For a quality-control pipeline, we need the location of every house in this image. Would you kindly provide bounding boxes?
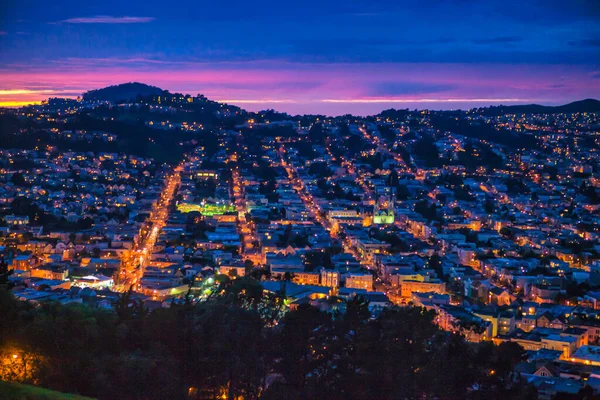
[570,346,600,366]
[11,254,35,270]
[219,264,246,278]
[495,329,578,359]
[529,376,583,400]
[344,272,374,291]
[534,363,559,378]
[435,304,493,342]
[337,288,391,312]
[562,327,589,348]
[474,310,516,337]
[411,292,450,308]
[489,287,512,306]
[400,279,446,298]
[536,312,553,328]
[4,214,30,226]
[465,279,489,302]
[30,264,68,281]
[293,271,321,286]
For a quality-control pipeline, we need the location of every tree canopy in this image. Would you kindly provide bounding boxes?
[0,282,534,400]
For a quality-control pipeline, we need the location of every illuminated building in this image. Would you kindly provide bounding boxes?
[373,196,394,225]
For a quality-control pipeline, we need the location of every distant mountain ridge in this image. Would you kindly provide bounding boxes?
[477,99,600,115]
[82,82,165,102]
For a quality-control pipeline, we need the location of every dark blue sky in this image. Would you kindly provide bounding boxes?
[1,0,599,114]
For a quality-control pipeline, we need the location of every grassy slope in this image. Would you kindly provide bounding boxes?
[0,381,95,400]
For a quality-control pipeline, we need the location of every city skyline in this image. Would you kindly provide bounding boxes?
[1,0,599,114]
[3,2,600,398]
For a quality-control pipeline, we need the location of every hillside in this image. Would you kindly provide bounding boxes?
[0,381,95,400]
[82,82,164,103]
[477,99,600,116]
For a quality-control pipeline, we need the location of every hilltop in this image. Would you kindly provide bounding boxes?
[476,99,600,116]
[82,82,165,103]
[80,83,600,118]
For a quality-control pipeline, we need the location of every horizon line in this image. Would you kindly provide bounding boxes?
[1,92,597,114]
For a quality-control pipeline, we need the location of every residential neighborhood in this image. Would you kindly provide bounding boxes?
[1,87,600,399]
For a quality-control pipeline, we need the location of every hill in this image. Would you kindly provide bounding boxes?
[0,381,95,400]
[82,82,164,103]
[477,98,600,116]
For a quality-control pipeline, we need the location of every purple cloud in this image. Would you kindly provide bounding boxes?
[56,16,155,24]
[569,39,600,47]
[370,82,455,96]
[1,61,598,115]
[472,36,523,45]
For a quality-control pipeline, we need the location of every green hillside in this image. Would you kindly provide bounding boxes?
[0,381,95,400]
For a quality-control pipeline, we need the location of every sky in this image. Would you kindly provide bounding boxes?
[0,0,599,115]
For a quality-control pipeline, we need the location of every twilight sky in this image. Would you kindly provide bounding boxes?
[0,0,599,115]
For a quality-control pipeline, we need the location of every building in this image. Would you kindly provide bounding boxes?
[320,269,340,288]
[373,197,394,225]
[293,271,321,286]
[30,264,68,281]
[72,274,114,289]
[344,272,373,291]
[570,346,600,366]
[411,292,450,308]
[399,279,446,298]
[435,304,492,342]
[474,311,516,337]
[3,214,29,226]
[11,254,34,270]
[220,264,246,278]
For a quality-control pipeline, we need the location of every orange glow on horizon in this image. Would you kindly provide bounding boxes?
[0,101,44,107]
[0,89,77,108]
[0,61,597,115]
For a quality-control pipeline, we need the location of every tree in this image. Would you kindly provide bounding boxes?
[0,278,534,399]
[415,200,439,221]
[250,267,270,281]
[10,172,27,186]
[308,123,325,145]
[396,184,410,200]
[413,135,441,167]
[0,256,13,288]
[429,254,444,277]
[115,286,136,322]
[282,271,294,282]
[275,304,333,389]
[387,169,399,187]
[484,199,495,214]
[500,227,513,238]
[91,247,101,258]
[243,259,254,275]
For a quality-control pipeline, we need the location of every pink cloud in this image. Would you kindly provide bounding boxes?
[56,16,155,24]
[1,61,598,115]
